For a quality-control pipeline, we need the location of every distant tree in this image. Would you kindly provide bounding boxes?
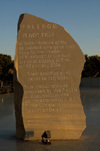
[82,55,100,77]
[0,54,14,82]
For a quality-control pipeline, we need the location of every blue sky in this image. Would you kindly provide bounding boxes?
[0,0,100,58]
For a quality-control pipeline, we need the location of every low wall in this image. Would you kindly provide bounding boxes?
[80,78,100,88]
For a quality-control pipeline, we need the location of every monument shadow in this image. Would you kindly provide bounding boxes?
[14,67,25,139]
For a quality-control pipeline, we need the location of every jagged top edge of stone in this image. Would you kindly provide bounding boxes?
[18,13,69,36]
[17,13,64,31]
[17,13,84,56]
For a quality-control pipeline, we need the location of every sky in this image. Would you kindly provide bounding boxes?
[0,0,100,58]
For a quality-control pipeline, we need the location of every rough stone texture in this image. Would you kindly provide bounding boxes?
[14,13,86,140]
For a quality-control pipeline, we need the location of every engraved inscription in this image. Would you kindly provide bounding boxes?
[14,14,86,140]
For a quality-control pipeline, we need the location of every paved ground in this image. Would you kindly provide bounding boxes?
[0,89,100,151]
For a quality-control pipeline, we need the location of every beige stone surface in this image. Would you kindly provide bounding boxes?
[14,13,86,140]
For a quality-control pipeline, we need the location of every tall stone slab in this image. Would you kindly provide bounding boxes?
[14,13,86,140]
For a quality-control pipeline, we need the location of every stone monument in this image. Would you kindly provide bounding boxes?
[14,13,86,140]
